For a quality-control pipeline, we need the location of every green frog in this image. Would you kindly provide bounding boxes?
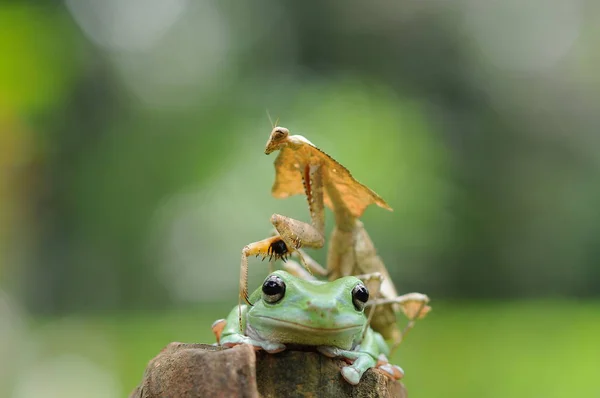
[212,270,404,385]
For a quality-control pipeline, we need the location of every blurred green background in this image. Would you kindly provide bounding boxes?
[1,1,599,397]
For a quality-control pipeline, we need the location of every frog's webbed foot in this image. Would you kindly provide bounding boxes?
[220,333,286,354]
[256,340,287,353]
[376,353,405,380]
[316,345,342,358]
[317,346,377,385]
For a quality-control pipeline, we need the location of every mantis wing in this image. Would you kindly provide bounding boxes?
[271,142,392,218]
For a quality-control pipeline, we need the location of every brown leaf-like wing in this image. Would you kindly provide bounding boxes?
[271,147,305,199]
[317,146,392,218]
[271,139,392,218]
[400,302,431,320]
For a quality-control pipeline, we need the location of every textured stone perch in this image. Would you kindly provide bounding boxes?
[130,343,407,398]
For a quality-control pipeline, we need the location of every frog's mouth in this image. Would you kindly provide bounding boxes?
[254,315,363,332]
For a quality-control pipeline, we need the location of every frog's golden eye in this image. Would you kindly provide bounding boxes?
[262,275,286,304]
[352,284,369,311]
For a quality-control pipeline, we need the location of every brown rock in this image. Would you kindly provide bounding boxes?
[130,343,258,398]
[256,349,406,398]
[131,343,407,398]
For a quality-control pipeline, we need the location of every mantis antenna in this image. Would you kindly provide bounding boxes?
[266,109,279,128]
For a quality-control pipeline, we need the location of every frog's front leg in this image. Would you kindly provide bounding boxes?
[316,346,404,384]
[375,353,405,381]
[317,326,396,385]
[317,346,376,385]
[221,332,286,354]
[215,305,286,353]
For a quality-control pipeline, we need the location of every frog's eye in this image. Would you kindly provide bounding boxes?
[262,275,286,304]
[352,284,369,311]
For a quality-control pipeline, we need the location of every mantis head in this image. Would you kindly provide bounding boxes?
[265,127,290,155]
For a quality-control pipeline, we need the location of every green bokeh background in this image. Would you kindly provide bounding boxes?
[1,1,599,397]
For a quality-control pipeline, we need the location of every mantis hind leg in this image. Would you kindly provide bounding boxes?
[280,259,318,281]
[367,293,431,354]
[293,248,327,276]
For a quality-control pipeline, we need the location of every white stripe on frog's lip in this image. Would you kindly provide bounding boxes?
[253,315,362,332]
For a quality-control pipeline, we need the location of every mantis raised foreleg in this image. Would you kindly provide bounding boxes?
[239,213,325,305]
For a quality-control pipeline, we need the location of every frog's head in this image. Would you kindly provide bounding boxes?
[246,270,370,350]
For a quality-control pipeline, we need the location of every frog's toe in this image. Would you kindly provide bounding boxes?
[262,342,286,353]
[377,353,389,365]
[393,365,405,379]
[378,363,405,380]
[317,346,341,358]
[253,340,285,354]
[341,366,361,385]
[379,364,394,376]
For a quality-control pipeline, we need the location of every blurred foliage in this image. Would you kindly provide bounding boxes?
[0,4,78,113]
[1,0,596,311]
[1,1,600,397]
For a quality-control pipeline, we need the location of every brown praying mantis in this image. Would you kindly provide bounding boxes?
[238,125,430,352]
